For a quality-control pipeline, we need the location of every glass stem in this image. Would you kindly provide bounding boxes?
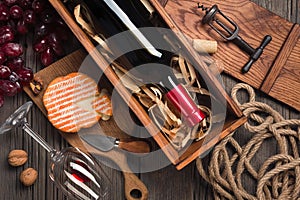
[22,122,56,154]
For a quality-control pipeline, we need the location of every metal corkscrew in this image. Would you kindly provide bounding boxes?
[198,3,272,73]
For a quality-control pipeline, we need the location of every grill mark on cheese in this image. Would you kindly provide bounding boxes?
[47,81,95,100]
[51,108,97,124]
[94,102,111,114]
[45,82,96,104]
[45,89,97,112]
[92,94,112,116]
[48,105,79,122]
[43,72,113,133]
[44,73,98,132]
[46,75,91,90]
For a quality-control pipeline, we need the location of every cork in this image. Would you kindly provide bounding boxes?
[192,39,218,54]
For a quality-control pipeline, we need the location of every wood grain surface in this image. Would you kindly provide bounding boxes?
[164,0,300,111]
[262,24,300,110]
[164,0,293,89]
[0,0,299,200]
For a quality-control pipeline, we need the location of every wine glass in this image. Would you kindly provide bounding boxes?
[0,101,111,200]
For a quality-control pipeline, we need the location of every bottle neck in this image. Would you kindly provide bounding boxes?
[159,73,180,91]
[158,71,206,127]
[164,84,206,127]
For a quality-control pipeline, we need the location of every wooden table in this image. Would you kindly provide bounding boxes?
[0,0,299,199]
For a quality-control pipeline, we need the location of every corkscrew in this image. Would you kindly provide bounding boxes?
[198,3,272,73]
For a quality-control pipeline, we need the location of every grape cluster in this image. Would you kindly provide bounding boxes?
[3,0,69,66]
[0,0,69,107]
[32,4,69,66]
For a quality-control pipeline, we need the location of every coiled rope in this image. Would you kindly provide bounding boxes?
[196,83,300,200]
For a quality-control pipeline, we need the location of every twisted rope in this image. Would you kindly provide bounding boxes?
[196,83,300,199]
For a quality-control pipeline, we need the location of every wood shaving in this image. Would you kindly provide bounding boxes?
[72,4,216,149]
[112,55,216,150]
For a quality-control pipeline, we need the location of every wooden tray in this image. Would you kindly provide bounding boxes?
[47,0,246,170]
[23,49,149,200]
[164,0,300,111]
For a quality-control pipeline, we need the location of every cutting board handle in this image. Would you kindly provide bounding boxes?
[123,172,149,200]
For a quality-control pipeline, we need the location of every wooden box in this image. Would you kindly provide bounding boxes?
[164,0,300,111]
[47,0,246,170]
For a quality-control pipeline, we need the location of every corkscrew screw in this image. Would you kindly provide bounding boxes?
[198,3,272,73]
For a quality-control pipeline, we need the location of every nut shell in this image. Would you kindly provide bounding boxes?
[20,168,38,186]
[8,150,28,167]
[29,75,44,95]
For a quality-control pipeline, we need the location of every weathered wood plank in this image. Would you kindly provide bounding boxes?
[165,0,300,112]
[0,0,299,200]
[263,24,300,111]
[191,0,300,199]
[261,24,300,93]
[164,0,293,89]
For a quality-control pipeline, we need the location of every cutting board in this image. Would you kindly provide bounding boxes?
[163,0,300,111]
[23,49,149,200]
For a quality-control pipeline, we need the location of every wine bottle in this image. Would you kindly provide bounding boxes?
[66,0,206,126]
[160,73,206,127]
[130,60,206,127]
[142,63,205,127]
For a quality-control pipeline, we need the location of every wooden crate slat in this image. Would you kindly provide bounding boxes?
[164,0,300,111]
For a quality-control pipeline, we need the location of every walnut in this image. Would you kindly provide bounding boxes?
[29,75,44,95]
[20,168,38,186]
[8,149,28,167]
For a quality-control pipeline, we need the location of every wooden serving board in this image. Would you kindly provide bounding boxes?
[23,49,149,200]
[164,0,300,111]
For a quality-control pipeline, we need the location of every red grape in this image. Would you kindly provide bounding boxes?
[0,3,10,21]
[16,67,33,85]
[18,0,33,9]
[6,57,24,71]
[46,32,60,46]
[32,0,45,14]
[3,0,18,7]
[40,9,55,24]
[0,51,7,65]
[0,79,18,96]
[0,0,71,108]
[0,25,15,44]
[0,65,11,78]
[52,43,64,56]
[23,9,36,24]
[40,47,54,66]
[34,22,50,36]
[33,37,48,52]
[0,93,4,107]
[2,42,23,57]
[9,5,23,19]
[16,19,28,34]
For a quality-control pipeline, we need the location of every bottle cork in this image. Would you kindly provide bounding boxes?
[192,39,218,54]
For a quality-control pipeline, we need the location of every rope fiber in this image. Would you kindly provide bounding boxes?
[196,83,300,200]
